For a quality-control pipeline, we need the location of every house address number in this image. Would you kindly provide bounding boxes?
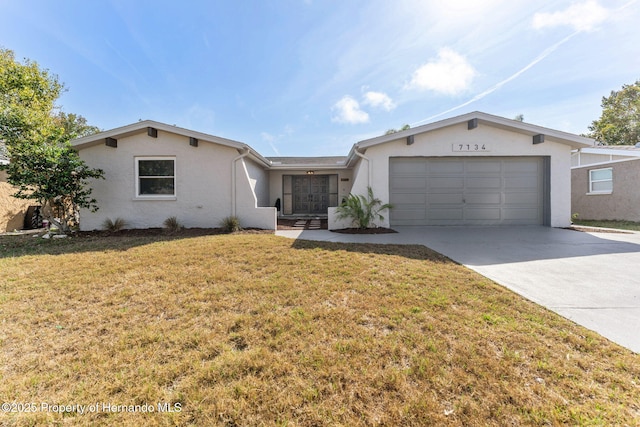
[452,143,489,152]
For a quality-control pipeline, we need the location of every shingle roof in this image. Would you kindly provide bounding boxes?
[267,156,348,166]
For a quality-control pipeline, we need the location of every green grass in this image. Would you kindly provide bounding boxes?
[0,231,638,426]
[573,219,640,232]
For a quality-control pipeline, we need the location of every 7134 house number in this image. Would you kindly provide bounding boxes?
[452,143,489,152]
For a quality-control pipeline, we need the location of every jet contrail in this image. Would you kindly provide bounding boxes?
[412,31,580,126]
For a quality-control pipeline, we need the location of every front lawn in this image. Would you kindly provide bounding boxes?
[0,232,638,426]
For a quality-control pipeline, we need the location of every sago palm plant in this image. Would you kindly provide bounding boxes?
[335,187,393,229]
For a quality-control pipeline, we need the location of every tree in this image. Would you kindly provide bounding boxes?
[0,48,62,145]
[54,112,101,140]
[0,48,104,232]
[7,142,104,231]
[514,114,524,122]
[588,80,640,145]
[385,124,411,135]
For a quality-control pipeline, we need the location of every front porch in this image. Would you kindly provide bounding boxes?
[277,217,328,230]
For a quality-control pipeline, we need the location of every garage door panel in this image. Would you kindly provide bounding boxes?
[390,157,544,226]
[429,193,464,204]
[429,208,463,220]
[393,209,426,220]
[466,161,502,173]
[429,161,464,173]
[391,193,426,204]
[505,176,539,189]
[391,177,426,190]
[465,193,501,204]
[429,177,464,189]
[390,158,427,175]
[466,208,501,220]
[504,192,539,205]
[504,159,539,173]
[466,177,501,189]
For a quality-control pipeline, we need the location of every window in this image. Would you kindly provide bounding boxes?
[135,157,176,198]
[589,167,612,194]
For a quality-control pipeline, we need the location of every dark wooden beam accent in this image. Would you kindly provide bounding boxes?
[105,137,117,147]
[147,127,158,138]
[533,134,545,144]
[189,137,198,147]
[468,118,478,130]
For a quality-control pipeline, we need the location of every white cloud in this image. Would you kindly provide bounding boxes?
[362,91,396,111]
[331,95,369,124]
[532,1,610,32]
[406,48,476,95]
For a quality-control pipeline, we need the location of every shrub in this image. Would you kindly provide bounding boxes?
[221,216,242,233]
[335,187,393,229]
[102,217,127,232]
[163,216,182,233]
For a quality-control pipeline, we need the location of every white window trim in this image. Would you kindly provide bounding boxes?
[587,167,612,195]
[134,156,177,200]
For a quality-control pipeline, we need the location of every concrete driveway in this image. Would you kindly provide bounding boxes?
[276,226,640,353]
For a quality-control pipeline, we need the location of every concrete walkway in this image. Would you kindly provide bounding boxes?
[276,226,640,353]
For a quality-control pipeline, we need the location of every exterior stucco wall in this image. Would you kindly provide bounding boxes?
[571,159,640,222]
[77,130,275,230]
[244,157,270,207]
[0,170,33,232]
[268,169,353,215]
[342,122,573,228]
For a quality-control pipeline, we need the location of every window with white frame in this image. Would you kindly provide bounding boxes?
[135,157,176,197]
[588,167,612,194]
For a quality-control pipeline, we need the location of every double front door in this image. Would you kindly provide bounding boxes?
[282,174,339,215]
[293,175,330,214]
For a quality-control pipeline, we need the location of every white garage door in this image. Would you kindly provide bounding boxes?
[389,157,546,226]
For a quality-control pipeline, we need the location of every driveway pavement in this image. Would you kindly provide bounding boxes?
[276,226,640,353]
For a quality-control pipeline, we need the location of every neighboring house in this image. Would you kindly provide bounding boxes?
[0,142,34,232]
[571,146,640,222]
[71,112,593,231]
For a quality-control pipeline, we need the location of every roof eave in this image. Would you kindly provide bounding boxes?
[356,111,595,150]
[71,120,248,151]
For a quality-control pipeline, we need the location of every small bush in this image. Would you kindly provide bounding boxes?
[163,216,182,233]
[221,216,242,233]
[102,217,127,232]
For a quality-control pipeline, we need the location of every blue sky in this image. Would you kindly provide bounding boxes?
[1,0,638,155]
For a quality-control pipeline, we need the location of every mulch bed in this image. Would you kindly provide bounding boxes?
[73,227,272,238]
[331,227,397,234]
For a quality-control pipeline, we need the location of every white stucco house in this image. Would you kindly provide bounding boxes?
[71,111,593,231]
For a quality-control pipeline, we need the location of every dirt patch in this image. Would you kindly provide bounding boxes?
[566,226,632,234]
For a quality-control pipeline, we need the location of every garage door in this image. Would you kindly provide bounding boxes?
[389,157,546,226]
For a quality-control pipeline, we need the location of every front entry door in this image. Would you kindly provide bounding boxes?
[293,175,330,214]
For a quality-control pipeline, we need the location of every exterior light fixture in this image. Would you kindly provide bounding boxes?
[306,170,314,175]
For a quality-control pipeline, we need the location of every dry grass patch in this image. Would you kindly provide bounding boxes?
[0,233,638,426]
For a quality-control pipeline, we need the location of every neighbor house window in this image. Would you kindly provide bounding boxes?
[135,157,176,198]
[588,167,612,194]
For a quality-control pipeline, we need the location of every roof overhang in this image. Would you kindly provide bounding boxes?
[71,120,272,168]
[347,111,595,163]
[576,146,640,157]
[267,157,349,170]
